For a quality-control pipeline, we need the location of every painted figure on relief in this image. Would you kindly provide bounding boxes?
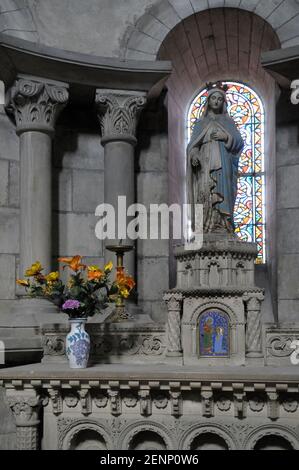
[187,82,244,234]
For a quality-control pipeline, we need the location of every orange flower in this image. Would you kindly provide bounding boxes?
[115,268,135,297]
[58,255,86,272]
[87,265,103,281]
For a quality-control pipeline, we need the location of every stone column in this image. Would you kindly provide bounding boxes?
[163,292,183,357]
[6,75,69,276]
[95,90,146,282]
[7,392,42,450]
[244,293,264,358]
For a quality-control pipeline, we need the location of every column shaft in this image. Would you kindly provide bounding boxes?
[20,131,52,274]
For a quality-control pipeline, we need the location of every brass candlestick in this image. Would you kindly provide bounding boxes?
[106,242,134,322]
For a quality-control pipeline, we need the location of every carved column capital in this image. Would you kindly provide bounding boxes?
[95,89,146,145]
[6,75,69,136]
[291,80,299,105]
[163,292,183,311]
[7,393,42,450]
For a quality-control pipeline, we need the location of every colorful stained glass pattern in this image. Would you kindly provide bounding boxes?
[198,310,229,357]
[187,82,265,263]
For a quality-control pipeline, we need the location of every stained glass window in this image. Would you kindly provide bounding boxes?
[187,82,265,263]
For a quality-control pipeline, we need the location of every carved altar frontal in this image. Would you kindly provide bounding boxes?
[164,236,265,366]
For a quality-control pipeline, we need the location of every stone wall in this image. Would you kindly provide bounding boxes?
[276,92,299,323]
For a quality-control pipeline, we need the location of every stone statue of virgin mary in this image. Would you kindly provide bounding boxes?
[187,83,244,234]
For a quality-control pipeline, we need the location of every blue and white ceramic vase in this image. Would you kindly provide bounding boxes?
[66,318,90,369]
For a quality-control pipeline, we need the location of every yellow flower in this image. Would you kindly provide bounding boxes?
[87,265,103,281]
[25,261,43,277]
[119,287,130,298]
[16,279,30,287]
[104,261,113,272]
[45,271,59,283]
[58,255,86,272]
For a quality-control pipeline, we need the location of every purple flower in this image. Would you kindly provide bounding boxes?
[62,299,81,310]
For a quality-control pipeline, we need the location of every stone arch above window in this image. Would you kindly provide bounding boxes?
[188,82,266,263]
[121,2,298,60]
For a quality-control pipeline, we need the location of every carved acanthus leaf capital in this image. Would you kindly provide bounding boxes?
[7,394,41,426]
[96,89,146,145]
[163,292,183,311]
[243,292,264,311]
[6,76,69,135]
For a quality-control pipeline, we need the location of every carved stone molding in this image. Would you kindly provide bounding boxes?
[64,393,79,408]
[6,76,69,135]
[153,394,168,410]
[78,389,92,416]
[96,89,146,145]
[267,392,279,420]
[108,390,122,416]
[138,390,152,416]
[123,393,138,408]
[57,418,112,450]
[282,398,298,413]
[233,392,247,419]
[216,395,232,412]
[170,391,182,417]
[249,395,265,413]
[201,391,214,418]
[118,421,173,450]
[48,388,63,415]
[94,392,108,409]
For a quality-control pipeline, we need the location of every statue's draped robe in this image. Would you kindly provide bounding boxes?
[187,113,244,232]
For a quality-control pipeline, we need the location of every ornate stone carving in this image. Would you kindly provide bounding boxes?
[267,335,299,358]
[267,392,279,420]
[170,391,182,417]
[243,293,264,357]
[108,390,121,416]
[91,334,165,357]
[7,395,41,450]
[64,393,79,408]
[249,396,265,412]
[6,76,69,135]
[48,388,63,415]
[123,393,138,408]
[233,392,247,419]
[139,390,152,416]
[163,292,183,357]
[78,389,92,416]
[94,392,108,408]
[153,394,168,410]
[201,391,214,417]
[96,90,146,145]
[43,335,65,356]
[282,398,298,413]
[216,395,232,412]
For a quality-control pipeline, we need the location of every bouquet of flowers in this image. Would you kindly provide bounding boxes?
[16,255,135,319]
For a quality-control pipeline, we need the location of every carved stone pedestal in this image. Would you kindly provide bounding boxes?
[164,236,264,366]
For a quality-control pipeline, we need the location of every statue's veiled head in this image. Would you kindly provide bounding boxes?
[204,87,228,116]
